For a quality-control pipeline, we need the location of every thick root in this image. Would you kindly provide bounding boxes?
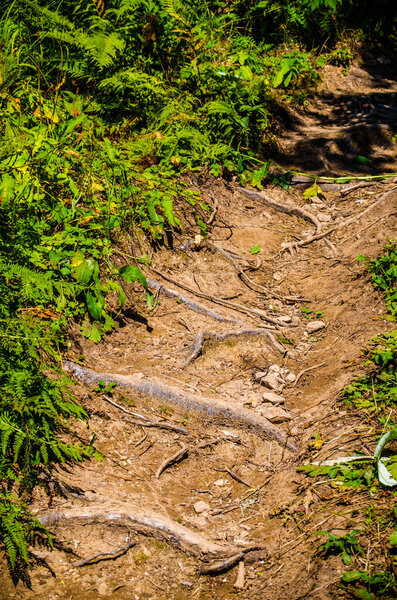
[37,502,241,558]
[182,328,286,367]
[65,362,299,452]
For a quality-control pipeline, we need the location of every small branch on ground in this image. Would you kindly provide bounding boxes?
[237,187,322,234]
[155,443,189,479]
[150,268,287,327]
[74,540,136,567]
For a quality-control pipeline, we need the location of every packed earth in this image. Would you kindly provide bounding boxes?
[1,59,396,599]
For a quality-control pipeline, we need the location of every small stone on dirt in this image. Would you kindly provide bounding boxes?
[254,371,267,382]
[278,315,292,323]
[272,271,283,281]
[306,320,326,333]
[262,391,285,404]
[194,501,210,514]
[269,364,281,373]
[258,405,292,423]
[317,213,332,222]
[260,372,283,390]
[214,478,225,486]
[285,372,296,383]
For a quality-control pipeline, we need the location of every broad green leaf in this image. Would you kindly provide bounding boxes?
[389,532,397,546]
[86,291,103,321]
[71,254,95,285]
[161,196,175,226]
[354,155,370,165]
[81,319,102,342]
[303,182,324,201]
[341,571,365,583]
[119,265,148,289]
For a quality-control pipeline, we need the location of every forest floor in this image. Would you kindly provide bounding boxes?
[1,59,397,600]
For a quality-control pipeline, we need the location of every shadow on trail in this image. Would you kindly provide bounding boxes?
[275,64,397,176]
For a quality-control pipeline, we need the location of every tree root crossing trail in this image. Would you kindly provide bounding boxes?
[9,64,397,600]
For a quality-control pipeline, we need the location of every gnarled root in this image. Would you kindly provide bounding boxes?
[64,362,299,452]
[237,187,322,234]
[182,328,286,367]
[147,279,243,325]
[37,502,242,559]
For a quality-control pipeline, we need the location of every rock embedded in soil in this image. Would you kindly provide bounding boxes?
[306,320,326,333]
[194,501,210,514]
[262,391,285,405]
[259,372,284,391]
[285,372,296,383]
[257,405,292,423]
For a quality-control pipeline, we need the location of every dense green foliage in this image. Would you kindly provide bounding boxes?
[300,242,397,598]
[0,0,395,572]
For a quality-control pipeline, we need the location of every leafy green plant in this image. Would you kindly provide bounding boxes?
[316,529,362,565]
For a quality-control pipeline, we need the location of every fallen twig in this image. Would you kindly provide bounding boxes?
[278,187,397,254]
[234,561,246,589]
[293,362,326,387]
[182,328,286,367]
[155,443,189,479]
[102,395,149,421]
[237,187,322,234]
[150,268,287,327]
[65,362,299,452]
[207,195,218,225]
[215,467,252,488]
[74,540,136,567]
[127,419,192,436]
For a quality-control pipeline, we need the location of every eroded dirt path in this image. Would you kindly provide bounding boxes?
[2,63,397,600]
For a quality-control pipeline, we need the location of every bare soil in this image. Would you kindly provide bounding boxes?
[1,61,396,600]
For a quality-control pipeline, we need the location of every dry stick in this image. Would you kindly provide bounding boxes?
[147,279,244,325]
[293,362,326,387]
[101,394,148,421]
[237,187,323,235]
[199,546,264,575]
[182,328,285,368]
[127,419,192,436]
[74,540,136,567]
[37,503,242,559]
[215,467,252,488]
[343,212,397,243]
[278,187,397,254]
[155,443,189,479]
[65,361,299,453]
[234,561,246,589]
[207,195,219,225]
[150,268,286,327]
[340,181,377,197]
[202,240,302,302]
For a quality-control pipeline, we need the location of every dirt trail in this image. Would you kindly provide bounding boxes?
[2,63,397,600]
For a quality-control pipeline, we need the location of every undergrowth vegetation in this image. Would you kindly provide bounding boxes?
[0,0,396,575]
[299,241,397,599]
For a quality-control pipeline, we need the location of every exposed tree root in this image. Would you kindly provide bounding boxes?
[279,187,396,254]
[155,443,189,479]
[65,362,299,452]
[150,268,287,327]
[237,187,322,234]
[182,328,286,367]
[37,502,244,559]
[207,195,219,225]
[202,240,273,296]
[74,540,136,567]
[199,546,264,575]
[147,279,243,325]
